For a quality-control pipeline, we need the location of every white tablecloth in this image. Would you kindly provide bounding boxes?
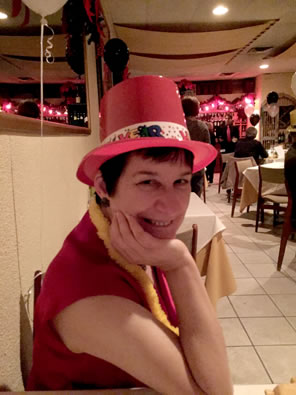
[243,161,286,196]
[177,193,225,253]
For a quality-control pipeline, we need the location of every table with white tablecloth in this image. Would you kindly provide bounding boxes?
[240,161,286,213]
[177,193,236,307]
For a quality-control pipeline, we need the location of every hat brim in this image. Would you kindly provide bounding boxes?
[77,138,217,186]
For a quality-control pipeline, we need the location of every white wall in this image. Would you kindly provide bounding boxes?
[259,72,295,104]
[0,128,98,390]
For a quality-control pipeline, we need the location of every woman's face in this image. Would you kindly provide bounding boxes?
[108,153,192,239]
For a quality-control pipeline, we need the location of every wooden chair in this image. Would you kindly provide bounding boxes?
[203,172,207,203]
[231,159,253,217]
[277,182,296,271]
[255,166,288,232]
[218,152,234,193]
[33,270,43,338]
[191,224,198,258]
[217,151,223,193]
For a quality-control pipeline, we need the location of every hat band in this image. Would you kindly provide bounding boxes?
[102,121,190,145]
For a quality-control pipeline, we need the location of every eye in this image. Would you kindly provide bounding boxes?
[137,179,159,188]
[174,178,190,185]
[139,180,153,185]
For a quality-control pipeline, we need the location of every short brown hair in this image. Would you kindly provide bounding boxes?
[181,96,200,117]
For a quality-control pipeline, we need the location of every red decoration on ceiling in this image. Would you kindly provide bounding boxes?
[11,0,30,26]
[11,0,22,17]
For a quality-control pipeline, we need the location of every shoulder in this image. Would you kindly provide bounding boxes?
[37,227,148,324]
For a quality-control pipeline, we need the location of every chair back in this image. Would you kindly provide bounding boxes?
[234,159,254,189]
[224,156,256,189]
[259,166,287,197]
[260,166,285,184]
[222,152,234,164]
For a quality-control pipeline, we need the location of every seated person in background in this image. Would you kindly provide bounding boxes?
[285,117,296,228]
[234,126,268,164]
[181,95,210,197]
[17,100,40,119]
[216,114,239,153]
[27,76,232,395]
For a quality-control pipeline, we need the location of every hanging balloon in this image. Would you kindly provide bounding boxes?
[291,72,296,96]
[22,0,67,17]
[104,38,129,73]
[66,35,85,76]
[244,103,255,118]
[250,114,260,126]
[266,103,279,118]
[266,91,279,105]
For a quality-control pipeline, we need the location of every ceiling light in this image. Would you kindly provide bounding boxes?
[212,5,229,15]
[259,64,269,69]
[0,11,8,19]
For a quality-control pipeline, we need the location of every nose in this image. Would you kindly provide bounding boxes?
[154,188,185,215]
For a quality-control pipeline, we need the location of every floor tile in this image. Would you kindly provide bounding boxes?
[227,347,271,384]
[229,295,282,317]
[207,176,296,385]
[269,295,296,316]
[219,318,251,346]
[264,245,296,263]
[229,243,262,255]
[231,264,253,279]
[216,297,237,318]
[283,264,296,278]
[256,277,296,294]
[227,252,244,265]
[233,278,266,295]
[237,252,274,265]
[241,317,296,345]
[245,264,284,278]
[256,345,296,383]
[286,317,296,330]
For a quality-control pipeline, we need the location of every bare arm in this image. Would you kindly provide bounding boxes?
[55,295,203,395]
[54,212,233,395]
[165,257,233,395]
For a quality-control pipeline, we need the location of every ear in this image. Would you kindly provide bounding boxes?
[93,170,108,199]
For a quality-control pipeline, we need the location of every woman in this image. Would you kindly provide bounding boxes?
[27,76,233,395]
[234,126,268,164]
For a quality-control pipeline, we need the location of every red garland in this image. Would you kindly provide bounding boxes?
[177,79,194,91]
[83,0,105,55]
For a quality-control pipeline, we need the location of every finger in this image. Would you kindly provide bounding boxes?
[125,214,160,249]
[111,212,141,262]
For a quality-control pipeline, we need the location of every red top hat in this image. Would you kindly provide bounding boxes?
[77,75,216,186]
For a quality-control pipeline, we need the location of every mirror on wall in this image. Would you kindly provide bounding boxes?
[0,1,88,127]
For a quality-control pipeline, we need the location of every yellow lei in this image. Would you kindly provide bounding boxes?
[89,198,179,336]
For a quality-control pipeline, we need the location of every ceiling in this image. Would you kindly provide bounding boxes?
[0,0,296,84]
[101,0,296,81]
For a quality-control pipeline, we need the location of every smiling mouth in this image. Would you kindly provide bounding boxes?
[143,218,173,227]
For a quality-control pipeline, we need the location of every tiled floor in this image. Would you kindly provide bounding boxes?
[206,174,296,385]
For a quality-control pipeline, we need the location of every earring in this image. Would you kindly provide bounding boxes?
[101,197,110,207]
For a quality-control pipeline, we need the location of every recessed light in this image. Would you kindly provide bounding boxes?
[213,5,229,15]
[259,64,269,69]
[0,11,8,19]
